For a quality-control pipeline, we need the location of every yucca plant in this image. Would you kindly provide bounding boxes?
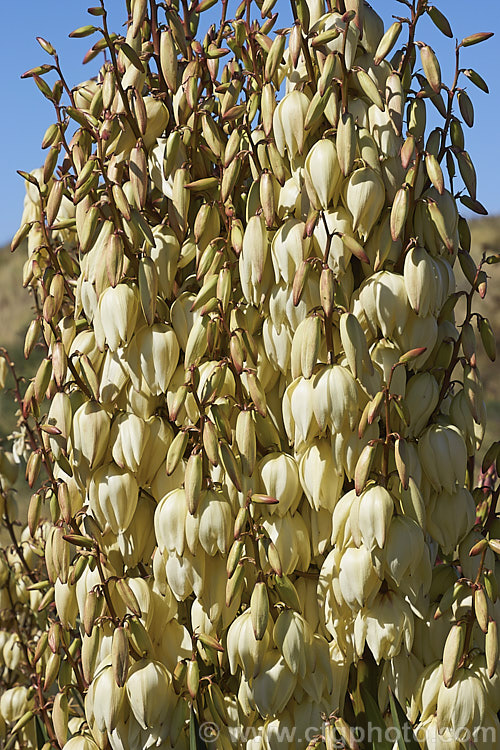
[0,0,498,748]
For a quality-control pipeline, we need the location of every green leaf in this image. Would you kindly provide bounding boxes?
[36,37,56,55]
[399,347,427,364]
[463,68,489,93]
[35,715,48,745]
[33,74,54,100]
[388,689,421,750]
[427,199,454,251]
[189,706,197,750]
[119,42,145,72]
[66,106,99,129]
[17,170,39,186]
[341,233,370,264]
[427,6,452,37]
[393,397,409,426]
[189,706,209,750]
[460,32,494,47]
[196,0,219,10]
[83,47,101,65]
[459,195,488,215]
[69,25,99,38]
[486,254,500,265]
[360,685,392,750]
[21,64,54,79]
[134,209,155,247]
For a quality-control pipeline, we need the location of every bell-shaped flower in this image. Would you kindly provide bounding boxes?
[88,463,139,535]
[127,323,179,395]
[258,452,302,517]
[261,513,311,576]
[437,667,486,737]
[110,412,148,474]
[312,364,358,435]
[272,609,314,679]
[86,661,125,736]
[338,544,381,610]
[354,589,414,663]
[55,578,78,630]
[419,422,467,494]
[239,214,272,306]
[165,548,206,601]
[99,348,129,405]
[299,438,343,512]
[384,515,425,586]
[270,219,307,285]
[252,649,297,718]
[262,318,292,374]
[197,489,232,556]
[227,609,271,679]
[405,372,440,437]
[343,166,385,240]
[350,484,394,550]
[95,283,139,352]
[0,685,34,724]
[358,271,409,339]
[395,309,438,370]
[313,207,354,276]
[304,139,342,210]
[272,90,310,157]
[125,659,176,734]
[154,488,188,556]
[282,377,321,448]
[72,400,111,473]
[426,487,476,556]
[404,245,441,317]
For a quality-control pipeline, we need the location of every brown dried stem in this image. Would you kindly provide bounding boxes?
[398,0,426,79]
[99,2,142,141]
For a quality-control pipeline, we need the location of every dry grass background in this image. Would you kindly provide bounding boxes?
[0,217,499,539]
[467,217,500,450]
[0,242,42,543]
[0,243,40,439]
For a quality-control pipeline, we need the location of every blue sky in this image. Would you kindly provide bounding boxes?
[1,0,498,245]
